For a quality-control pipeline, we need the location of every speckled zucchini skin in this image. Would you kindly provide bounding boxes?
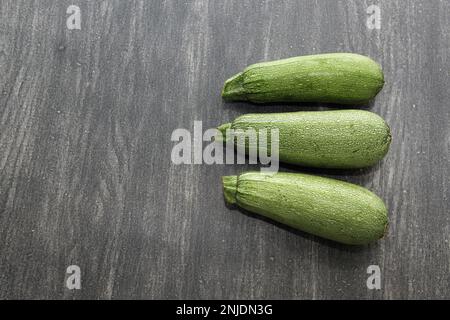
[217,110,391,169]
[222,53,384,104]
[223,172,388,245]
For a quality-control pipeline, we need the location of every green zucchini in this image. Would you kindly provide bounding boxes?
[217,109,391,169]
[222,53,384,104]
[223,172,388,245]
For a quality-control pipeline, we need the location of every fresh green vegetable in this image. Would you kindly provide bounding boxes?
[222,53,384,104]
[223,172,388,245]
[217,109,391,169]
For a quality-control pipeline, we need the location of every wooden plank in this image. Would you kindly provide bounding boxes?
[0,0,448,299]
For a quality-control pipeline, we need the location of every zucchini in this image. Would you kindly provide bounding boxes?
[217,109,391,169]
[222,53,384,104]
[223,172,388,245]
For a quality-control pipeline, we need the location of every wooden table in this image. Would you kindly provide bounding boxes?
[0,0,449,299]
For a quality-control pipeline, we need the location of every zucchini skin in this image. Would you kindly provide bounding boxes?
[222,53,384,104]
[218,110,391,169]
[223,172,388,245]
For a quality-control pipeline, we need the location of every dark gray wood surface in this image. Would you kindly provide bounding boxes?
[0,0,449,299]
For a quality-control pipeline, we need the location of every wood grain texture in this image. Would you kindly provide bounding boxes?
[0,0,449,299]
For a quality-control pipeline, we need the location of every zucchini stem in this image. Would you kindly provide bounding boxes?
[221,72,247,101]
[215,123,232,143]
[222,175,238,205]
